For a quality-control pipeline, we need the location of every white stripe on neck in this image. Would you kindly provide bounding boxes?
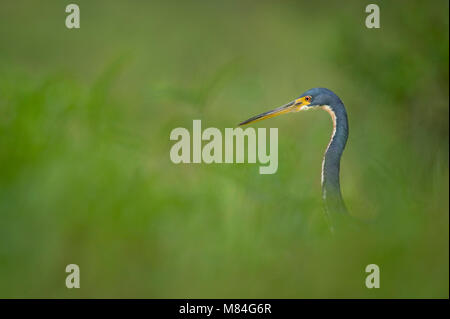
[320,105,337,195]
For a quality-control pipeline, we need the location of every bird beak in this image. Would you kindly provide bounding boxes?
[239,96,311,126]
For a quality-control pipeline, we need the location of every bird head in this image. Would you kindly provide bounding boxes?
[239,87,341,126]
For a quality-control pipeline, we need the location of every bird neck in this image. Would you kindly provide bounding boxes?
[321,103,348,214]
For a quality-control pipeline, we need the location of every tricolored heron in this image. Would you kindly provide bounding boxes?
[239,88,349,221]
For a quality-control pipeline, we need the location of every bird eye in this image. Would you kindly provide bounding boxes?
[305,96,311,102]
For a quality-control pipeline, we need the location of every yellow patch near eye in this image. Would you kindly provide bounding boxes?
[295,98,304,105]
[295,96,312,107]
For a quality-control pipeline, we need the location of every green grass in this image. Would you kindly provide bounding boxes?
[0,0,448,298]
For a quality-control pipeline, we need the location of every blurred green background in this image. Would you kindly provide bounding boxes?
[0,0,448,298]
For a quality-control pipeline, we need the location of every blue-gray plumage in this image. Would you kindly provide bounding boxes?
[239,87,349,221]
[299,88,348,215]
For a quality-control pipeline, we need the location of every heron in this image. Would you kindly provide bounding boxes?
[239,88,349,223]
